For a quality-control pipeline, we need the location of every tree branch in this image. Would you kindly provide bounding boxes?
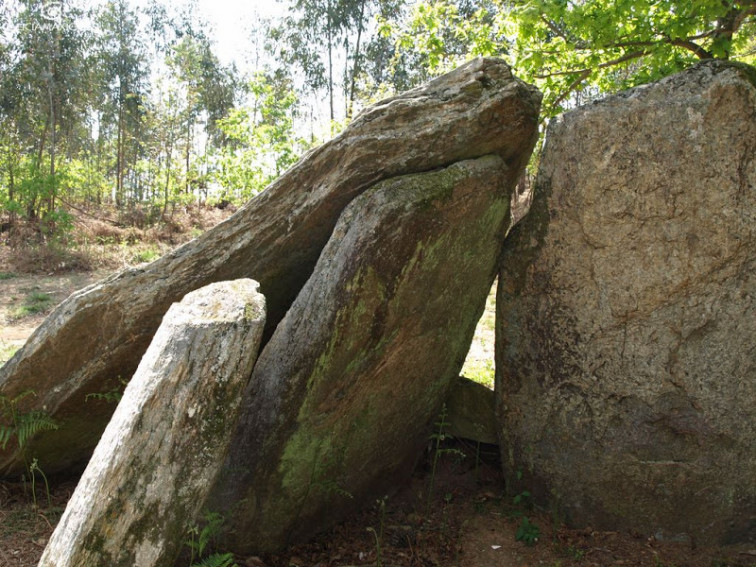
[669,37,713,59]
[535,49,648,78]
[549,69,591,111]
[540,15,588,49]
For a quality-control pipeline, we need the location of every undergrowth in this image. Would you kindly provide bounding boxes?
[0,203,232,275]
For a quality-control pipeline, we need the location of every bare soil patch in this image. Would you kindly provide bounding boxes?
[0,270,109,364]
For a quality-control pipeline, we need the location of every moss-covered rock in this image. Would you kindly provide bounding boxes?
[210,154,534,553]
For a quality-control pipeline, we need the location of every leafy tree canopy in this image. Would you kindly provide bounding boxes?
[382,0,756,117]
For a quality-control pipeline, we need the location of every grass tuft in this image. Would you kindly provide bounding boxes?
[11,291,54,320]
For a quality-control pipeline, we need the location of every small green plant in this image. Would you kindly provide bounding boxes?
[513,488,532,508]
[367,496,387,567]
[515,516,540,546]
[0,390,60,508]
[85,378,127,404]
[567,545,585,560]
[185,511,237,567]
[29,457,53,508]
[509,469,535,514]
[0,391,59,453]
[426,404,465,517]
[0,341,19,364]
[131,246,161,264]
[0,271,17,280]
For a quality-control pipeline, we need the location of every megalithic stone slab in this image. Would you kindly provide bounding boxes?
[37,279,266,567]
[0,57,540,477]
[495,60,756,545]
[210,154,529,553]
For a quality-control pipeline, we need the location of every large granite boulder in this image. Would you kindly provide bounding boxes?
[210,154,535,553]
[496,61,756,544]
[39,280,266,567]
[0,57,541,477]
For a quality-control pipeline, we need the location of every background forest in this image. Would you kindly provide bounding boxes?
[0,0,754,247]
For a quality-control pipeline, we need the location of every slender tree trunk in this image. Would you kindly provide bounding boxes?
[96,128,103,205]
[185,120,191,195]
[47,79,57,229]
[347,0,366,121]
[163,130,174,218]
[7,146,16,227]
[116,105,124,208]
[343,39,350,118]
[327,0,334,129]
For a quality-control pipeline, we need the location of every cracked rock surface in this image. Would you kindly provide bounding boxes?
[496,60,756,545]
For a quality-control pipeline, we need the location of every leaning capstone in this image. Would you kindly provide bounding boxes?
[0,57,540,477]
[211,154,538,553]
[38,280,266,567]
[496,60,756,544]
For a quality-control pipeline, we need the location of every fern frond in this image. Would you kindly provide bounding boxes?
[191,552,237,567]
[16,411,59,449]
[197,511,225,555]
[85,390,122,404]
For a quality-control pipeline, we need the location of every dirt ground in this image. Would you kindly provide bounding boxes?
[0,270,108,364]
[1,267,754,567]
[2,444,755,567]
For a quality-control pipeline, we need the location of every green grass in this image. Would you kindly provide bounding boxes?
[131,246,162,264]
[461,359,494,389]
[11,291,54,320]
[0,272,17,280]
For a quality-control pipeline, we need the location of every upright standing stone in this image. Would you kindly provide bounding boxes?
[38,280,266,567]
[210,152,541,551]
[0,57,541,477]
[496,61,756,544]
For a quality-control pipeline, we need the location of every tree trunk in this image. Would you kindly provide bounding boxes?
[347,0,366,121]
[327,0,334,128]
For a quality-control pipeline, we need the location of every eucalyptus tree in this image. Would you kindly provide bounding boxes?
[93,0,150,206]
[271,0,403,127]
[6,0,89,225]
[165,33,237,197]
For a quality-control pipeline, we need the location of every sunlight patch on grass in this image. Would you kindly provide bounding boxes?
[461,359,494,390]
